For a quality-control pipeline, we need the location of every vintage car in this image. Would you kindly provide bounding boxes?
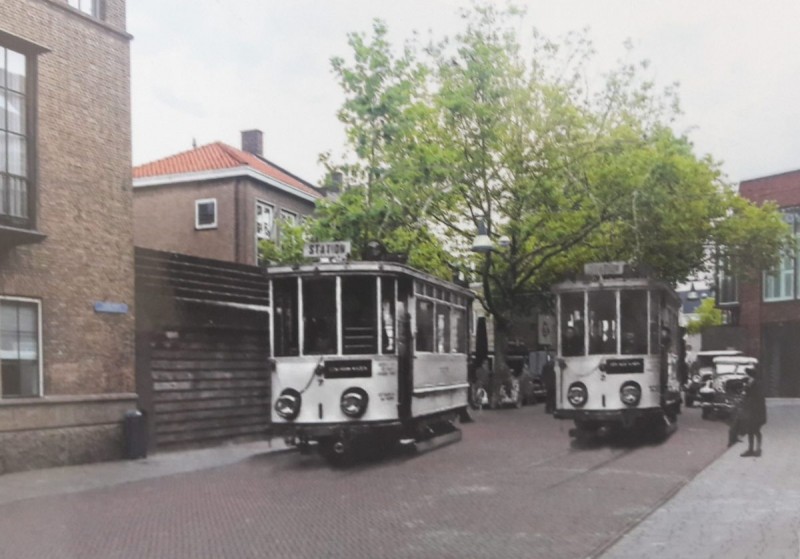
[684,349,742,407]
[698,355,758,419]
[470,352,546,409]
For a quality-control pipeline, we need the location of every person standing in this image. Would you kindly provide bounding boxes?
[739,366,767,457]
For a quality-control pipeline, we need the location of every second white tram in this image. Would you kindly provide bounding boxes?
[552,272,682,439]
[268,260,473,461]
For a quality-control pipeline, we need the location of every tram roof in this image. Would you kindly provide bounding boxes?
[552,276,680,304]
[262,260,475,298]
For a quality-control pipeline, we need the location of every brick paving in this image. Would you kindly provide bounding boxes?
[0,405,729,559]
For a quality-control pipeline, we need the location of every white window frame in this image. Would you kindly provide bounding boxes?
[763,253,794,302]
[67,0,99,17]
[255,200,274,262]
[279,209,298,224]
[194,198,217,230]
[0,296,43,399]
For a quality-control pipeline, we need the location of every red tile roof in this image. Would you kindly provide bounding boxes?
[133,142,322,199]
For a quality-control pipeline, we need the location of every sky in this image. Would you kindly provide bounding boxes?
[128,0,800,188]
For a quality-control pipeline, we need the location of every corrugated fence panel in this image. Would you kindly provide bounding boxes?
[149,328,270,448]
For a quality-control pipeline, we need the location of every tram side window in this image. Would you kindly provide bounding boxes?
[303,278,337,355]
[381,278,396,354]
[436,303,451,353]
[452,307,467,354]
[589,291,616,354]
[560,293,585,356]
[273,278,299,357]
[620,290,648,355]
[342,277,378,355]
[416,299,434,352]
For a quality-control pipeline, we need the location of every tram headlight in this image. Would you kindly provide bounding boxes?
[275,389,302,420]
[567,382,588,408]
[620,381,642,407]
[340,387,369,418]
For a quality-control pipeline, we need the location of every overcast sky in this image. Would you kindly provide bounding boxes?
[129,0,800,187]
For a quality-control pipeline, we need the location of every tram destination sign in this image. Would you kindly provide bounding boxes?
[604,358,644,374]
[324,359,372,379]
[303,241,351,260]
[584,261,626,277]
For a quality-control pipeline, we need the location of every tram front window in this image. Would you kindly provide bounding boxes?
[342,277,378,355]
[274,278,299,357]
[303,278,337,355]
[560,292,585,356]
[620,290,648,355]
[589,291,616,354]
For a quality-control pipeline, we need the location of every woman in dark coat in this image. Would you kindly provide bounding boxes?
[740,367,767,457]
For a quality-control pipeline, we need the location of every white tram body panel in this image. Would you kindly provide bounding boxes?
[410,354,471,418]
[552,274,682,433]
[266,261,473,447]
[271,355,400,424]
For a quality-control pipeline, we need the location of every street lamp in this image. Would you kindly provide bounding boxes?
[471,218,493,253]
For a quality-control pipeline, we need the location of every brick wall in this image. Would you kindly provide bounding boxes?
[0,0,135,473]
[134,180,238,263]
[739,169,800,207]
[737,169,800,395]
[134,177,316,266]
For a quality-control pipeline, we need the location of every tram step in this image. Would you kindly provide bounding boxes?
[410,428,462,454]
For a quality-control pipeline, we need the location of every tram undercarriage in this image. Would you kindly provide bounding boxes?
[558,406,678,441]
[277,409,468,464]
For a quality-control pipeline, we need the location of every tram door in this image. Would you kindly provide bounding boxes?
[396,277,414,420]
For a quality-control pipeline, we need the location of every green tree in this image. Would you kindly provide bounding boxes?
[309,20,453,278]
[319,6,791,371]
[401,6,790,368]
[686,297,723,335]
[257,218,307,266]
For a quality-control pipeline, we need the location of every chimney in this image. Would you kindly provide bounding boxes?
[241,129,263,157]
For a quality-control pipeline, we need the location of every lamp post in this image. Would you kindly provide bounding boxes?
[471,218,494,253]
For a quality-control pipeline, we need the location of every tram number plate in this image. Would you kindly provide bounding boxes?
[324,360,372,378]
[604,358,644,374]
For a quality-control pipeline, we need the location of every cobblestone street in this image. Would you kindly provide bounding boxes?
[0,405,727,559]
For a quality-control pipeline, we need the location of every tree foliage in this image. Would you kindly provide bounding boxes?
[309,5,790,360]
[686,297,723,335]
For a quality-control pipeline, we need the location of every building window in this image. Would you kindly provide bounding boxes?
[0,298,41,398]
[256,200,274,244]
[67,0,99,17]
[717,257,738,304]
[195,198,217,230]
[0,44,31,226]
[763,253,794,301]
[280,209,298,224]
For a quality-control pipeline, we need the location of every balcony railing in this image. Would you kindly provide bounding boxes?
[0,174,30,226]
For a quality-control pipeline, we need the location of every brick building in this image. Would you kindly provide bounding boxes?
[133,130,322,266]
[717,169,800,396]
[0,0,135,472]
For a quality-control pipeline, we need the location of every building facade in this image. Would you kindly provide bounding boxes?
[133,130,322,266]
[0,0,135,473]
[719,169,800,396]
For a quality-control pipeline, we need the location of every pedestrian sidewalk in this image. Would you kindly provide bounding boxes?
[601,398,800,559]
[0,437,289,506]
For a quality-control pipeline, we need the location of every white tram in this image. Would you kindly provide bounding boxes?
[552,263,682,439]
[268,260,473,461]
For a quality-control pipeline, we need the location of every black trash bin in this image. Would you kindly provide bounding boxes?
[123,409,148,459]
